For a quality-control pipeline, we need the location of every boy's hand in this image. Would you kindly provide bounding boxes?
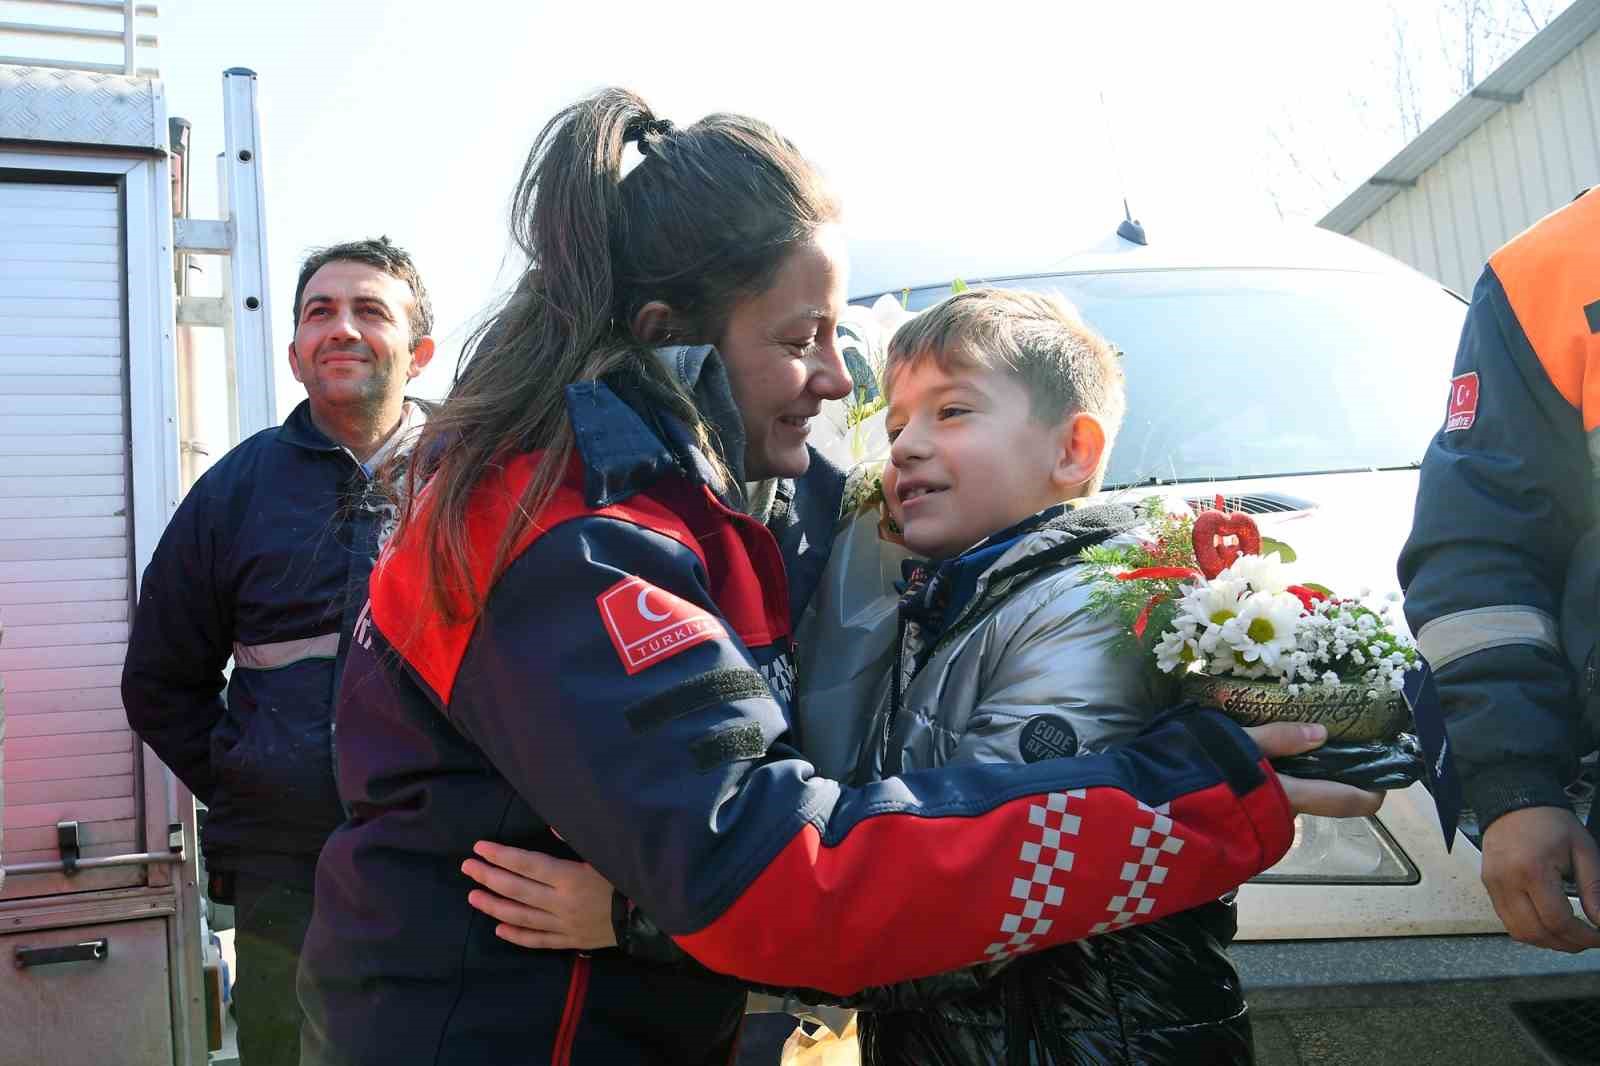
[1244,722,1385,819]
[462,841,618,951]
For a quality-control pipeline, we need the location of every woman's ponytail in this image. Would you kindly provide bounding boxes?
[399,87,838,626]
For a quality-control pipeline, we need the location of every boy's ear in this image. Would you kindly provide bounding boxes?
[1053,412,1108,495]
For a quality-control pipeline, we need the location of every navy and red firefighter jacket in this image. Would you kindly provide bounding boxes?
[1401,189,1600,831]
[297,378,1296,1066]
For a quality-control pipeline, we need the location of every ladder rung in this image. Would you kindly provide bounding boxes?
[176,295,226,328]
[174,219,232,255]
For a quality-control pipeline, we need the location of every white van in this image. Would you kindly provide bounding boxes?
[844,221,1600,1064]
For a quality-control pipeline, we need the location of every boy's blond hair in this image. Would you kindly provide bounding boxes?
[885,288,1126,455]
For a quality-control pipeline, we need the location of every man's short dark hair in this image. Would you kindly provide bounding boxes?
[291,236,432,349]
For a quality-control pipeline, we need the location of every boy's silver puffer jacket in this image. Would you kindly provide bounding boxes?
[788,500,1254,1066]
[851,509,1166,785]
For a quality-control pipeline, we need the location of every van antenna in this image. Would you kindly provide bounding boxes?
[1100,91,1147,245]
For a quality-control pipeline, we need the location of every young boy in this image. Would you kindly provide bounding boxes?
[822,288,1252,1064]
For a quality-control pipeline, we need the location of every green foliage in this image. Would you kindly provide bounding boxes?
[844,394,887,429]
[1261,537,1297,563]
[1079,498,1200,661]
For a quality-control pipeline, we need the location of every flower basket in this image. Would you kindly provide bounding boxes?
[1180,673,1411,743]
[1082,496,1424,789]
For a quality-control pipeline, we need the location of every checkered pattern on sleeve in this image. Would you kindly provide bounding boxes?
[1089,801,1185,934]
[982,788,1084,959]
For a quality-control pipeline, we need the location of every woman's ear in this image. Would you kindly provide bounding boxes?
[632,301,677,344]
[1054,412,1108,496]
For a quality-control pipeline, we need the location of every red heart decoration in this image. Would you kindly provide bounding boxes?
[1192,509,1262,579]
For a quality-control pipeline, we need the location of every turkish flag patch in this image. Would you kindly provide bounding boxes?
[1445,371,1479,432]
[596,576,727,675]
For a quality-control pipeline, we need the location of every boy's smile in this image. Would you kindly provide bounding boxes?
[885,357,1076,560]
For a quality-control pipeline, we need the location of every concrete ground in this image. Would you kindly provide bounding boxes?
[1253,1006,1565,1066]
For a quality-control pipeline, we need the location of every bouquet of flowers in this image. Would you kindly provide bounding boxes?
[1083,496,1424,788]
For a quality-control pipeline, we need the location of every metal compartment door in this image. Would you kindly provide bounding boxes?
[0,178,145,899]
[0,916,175,1065]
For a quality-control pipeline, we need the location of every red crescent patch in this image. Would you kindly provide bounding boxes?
[1445,372,1479,433]
[596,576,727,675]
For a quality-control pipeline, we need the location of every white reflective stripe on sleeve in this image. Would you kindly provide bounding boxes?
[232,632,342,670]
[1415,605,1561,670]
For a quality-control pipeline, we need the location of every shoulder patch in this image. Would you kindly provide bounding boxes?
[1445,371,1479,433]
[1019,714,1079,763]
[597,576,727,675]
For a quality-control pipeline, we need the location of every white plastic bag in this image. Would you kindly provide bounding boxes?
[792,460,913,782]
[779,1014,860,1066]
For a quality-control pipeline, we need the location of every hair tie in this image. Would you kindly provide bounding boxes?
[632,117,674,158]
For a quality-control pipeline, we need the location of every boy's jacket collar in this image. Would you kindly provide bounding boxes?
[900,502,1141,650]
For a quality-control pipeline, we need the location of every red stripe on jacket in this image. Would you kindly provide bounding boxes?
[368,455,774,706]
[674,774,1292,994]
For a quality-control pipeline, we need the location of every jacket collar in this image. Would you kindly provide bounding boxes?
[900,502,1140,647]
[278,399,341,452]
[564,378,688,507]
[566,345,771,510]
[277,397,430,465]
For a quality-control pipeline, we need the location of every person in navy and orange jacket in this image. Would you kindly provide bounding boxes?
[296,88,1381,1066]
[1401,189,1600,954]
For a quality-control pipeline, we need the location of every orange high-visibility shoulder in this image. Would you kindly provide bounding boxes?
[369,453,706,707]
[1489,190,1600,431]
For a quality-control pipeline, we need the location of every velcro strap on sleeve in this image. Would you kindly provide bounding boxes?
[624,668,773,735]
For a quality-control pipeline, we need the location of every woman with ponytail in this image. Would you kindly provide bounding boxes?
[296,89,1321,1066]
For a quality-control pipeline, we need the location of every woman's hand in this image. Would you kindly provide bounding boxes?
[462,841,619,951]
[1244,722,1385,818]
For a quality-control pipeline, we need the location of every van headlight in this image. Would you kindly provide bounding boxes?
[1250,815,1418,884]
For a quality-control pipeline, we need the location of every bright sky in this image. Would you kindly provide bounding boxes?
[4,0,1569,415]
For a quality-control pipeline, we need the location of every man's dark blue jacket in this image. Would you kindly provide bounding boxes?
[122,399,391,889]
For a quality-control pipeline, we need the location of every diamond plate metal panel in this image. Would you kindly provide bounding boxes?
[0,65,160,150]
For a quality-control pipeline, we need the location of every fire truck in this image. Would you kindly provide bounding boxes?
[1,4,277,1062]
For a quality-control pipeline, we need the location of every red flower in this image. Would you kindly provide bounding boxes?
[1133,593,1167,638]
[1116,566,1203,582]
[1286,584,1329,612]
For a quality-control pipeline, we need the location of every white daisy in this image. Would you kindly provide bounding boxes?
[1210,649,1271,680]
[1217,551,1293,595]
[1154,629,1203,674]
[1176,578,1248,652]
[1226,591,1304,670]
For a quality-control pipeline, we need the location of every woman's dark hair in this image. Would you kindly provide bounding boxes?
[401,88,840,623]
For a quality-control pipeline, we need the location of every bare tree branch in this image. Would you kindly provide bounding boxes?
[1517,0,1550,33]
[1392,5,1427,140]
[1266,0,1559,220]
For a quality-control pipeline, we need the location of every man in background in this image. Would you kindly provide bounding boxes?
[123,236,435,1063]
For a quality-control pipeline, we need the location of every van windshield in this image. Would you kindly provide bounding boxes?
[884,268,1466,489]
